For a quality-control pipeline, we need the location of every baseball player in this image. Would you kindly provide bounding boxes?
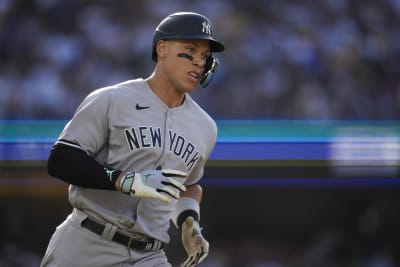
[40,12,224,267]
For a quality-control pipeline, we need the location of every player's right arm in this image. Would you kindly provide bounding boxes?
[48,87,185,203]
[48,140,186,203]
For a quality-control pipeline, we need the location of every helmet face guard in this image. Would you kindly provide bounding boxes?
[152,12,224,87]
[200,56,219,88]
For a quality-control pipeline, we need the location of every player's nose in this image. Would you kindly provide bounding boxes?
[192,55,205,69]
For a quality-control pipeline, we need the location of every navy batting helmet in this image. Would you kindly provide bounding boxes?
[152,12,225,61]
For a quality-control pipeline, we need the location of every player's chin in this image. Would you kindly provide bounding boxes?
[186,74,201,88]
[182,80,198,92]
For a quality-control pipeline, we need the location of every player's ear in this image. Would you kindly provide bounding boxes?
[155,40,167,61]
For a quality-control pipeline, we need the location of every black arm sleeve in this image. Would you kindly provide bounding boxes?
[47,143,122,190]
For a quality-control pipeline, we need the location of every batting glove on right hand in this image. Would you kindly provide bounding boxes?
[181,216,209,267]
[120,169,186,203]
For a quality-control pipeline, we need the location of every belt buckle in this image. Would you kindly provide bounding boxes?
[127,236,153,251]
[144,240,153,251]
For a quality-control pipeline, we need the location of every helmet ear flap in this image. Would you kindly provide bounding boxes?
[199,56,219,88]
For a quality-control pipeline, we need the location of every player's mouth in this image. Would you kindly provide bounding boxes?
[188,71,200,82]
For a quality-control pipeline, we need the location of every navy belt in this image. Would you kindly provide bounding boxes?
[81,217,165,251]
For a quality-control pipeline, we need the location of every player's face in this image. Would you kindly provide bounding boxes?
[163,39,211,93]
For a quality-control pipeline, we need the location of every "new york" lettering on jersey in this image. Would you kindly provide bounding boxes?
[124,126,200,171]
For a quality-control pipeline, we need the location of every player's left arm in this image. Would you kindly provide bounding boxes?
[172,184,209,267]
[173,117,216,266]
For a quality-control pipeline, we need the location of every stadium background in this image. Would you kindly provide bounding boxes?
[1,0,400,266]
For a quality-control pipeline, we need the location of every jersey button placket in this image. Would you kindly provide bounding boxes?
[165,110,173,159]
[154,110,172,169]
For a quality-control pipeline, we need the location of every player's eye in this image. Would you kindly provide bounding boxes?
[186,46,196,54]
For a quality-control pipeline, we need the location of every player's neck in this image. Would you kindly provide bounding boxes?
[146,74,185,108]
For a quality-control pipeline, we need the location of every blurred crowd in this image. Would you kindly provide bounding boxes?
[1,0,400,119]
[1,0,400,265]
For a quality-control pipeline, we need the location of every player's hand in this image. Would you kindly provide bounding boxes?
[120,169,186,203]
[180,216,209,267]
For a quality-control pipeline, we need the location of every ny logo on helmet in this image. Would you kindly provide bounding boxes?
[202,21,211,35]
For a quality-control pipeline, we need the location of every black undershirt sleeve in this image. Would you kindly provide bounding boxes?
[47,142,122,190]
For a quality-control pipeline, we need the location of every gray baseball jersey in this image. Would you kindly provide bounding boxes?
[56,78,217,243]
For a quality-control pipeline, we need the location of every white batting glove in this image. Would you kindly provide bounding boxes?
[181,216,209,267]
[120,169,186,203]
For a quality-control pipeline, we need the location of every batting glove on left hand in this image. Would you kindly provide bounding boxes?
[181,216,209,267]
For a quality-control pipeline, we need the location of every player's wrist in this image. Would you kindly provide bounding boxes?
[172,197,200,229]
[178,210,199,230]
[114,171,125,190]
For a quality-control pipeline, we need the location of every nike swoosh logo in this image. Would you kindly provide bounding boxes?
[136,103,150,110]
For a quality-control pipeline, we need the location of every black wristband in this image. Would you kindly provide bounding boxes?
[177,210,199,230]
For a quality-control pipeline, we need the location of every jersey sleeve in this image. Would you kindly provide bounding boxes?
[58,88,113,156]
